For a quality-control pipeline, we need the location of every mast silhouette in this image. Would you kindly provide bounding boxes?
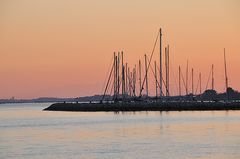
[224,48,229,100]
[159,28,163,98]
[139,60,142,97]
[186,60,189,95]
[114,52,116,99]
[145,54,149,96]
[121,51,125,98]
[165,47,168,96]
[133,66,136,96]
[212,64,214,90]
[128,67,131,97]
[117,52,120,98]
[199,73,202,94]
[179,66,181,96]
[155,61,158,98]
[192,68,194,95]
[165,45,170,96]
[167,45,170,96]
[126,63,128,95]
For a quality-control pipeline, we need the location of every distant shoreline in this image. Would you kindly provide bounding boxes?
[0,95,105,104]
[1,89,240,105]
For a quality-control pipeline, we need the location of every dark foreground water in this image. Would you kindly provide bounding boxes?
[0,103,240,159]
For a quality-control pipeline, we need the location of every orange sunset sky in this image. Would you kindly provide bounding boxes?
[0,0,239,99]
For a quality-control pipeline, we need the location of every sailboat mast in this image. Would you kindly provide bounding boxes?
[113,52,116,98]
[139,60,142,97]
[117,52,120,97]
[199,73,202,94]
[121,51,124,98]
[179,66,181,96]
[167,45,170,96]
[145,54,149,96]
[128,67,131,97]
[212,64,214,90]
[130,71,133,97]
[192,68,194,95]
[224,48,229,90]
[224,48,229,100]
[159,28,163,97]
[133,65,136,96]
[115,54,118,99]
[165,47,168,96]
[125,62,128,96]
[186,60,188,95]
[155,61,158,98]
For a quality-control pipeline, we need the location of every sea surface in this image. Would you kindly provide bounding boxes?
[0,103,240,159]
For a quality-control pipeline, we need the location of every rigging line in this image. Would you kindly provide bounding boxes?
[156,64,167,96]
[180,68,187,94]
[147,57,162,95]
[103,69,115,101]
[113,78,123,100]
[127,71,134,96]
[150,58,169,96]
[101,54,114,94]
[101,59,114,101]
[169,57,178,96]
[109,73,115,99]
[113,76,123,100]
[135,64,139,91]
[205,66,212,91]
[195,74,200,95]
[140,31,160,96]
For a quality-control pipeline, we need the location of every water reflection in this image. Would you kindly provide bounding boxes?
[0,103,240,159]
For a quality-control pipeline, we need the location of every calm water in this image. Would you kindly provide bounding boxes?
[0,103,240,159]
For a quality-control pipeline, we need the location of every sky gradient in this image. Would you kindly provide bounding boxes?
[0,0,240,99]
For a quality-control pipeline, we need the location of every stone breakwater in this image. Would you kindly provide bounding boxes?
[43,101,240,112]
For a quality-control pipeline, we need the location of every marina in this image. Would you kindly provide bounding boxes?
[44,28,240,112]
[2,1,240,159]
